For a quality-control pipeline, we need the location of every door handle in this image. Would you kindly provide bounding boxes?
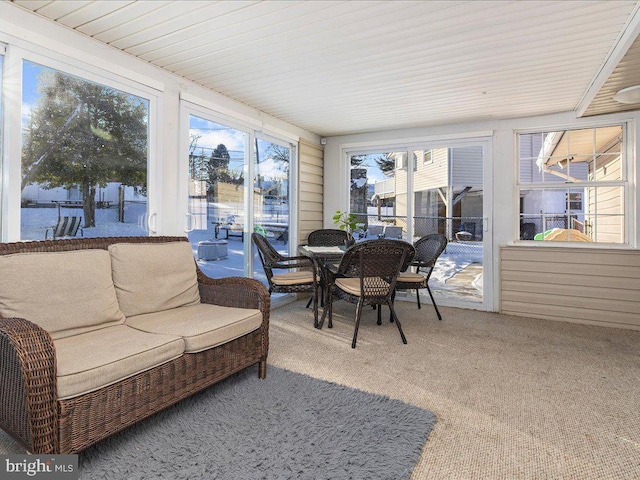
[185,213,196,233]
[147,212,157,234]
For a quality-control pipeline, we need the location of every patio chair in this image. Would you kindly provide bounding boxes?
[307,228,351,247]
[252,232,319,327]
[393,233,448,320]
[45,215,84,240]
[382,225,403,239]
[304,229,352,310]
[366,225,384,238]
[326,239,414,348]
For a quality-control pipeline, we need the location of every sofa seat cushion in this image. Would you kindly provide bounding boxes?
[54,325,185,400]
[126,303,263,354]
[0,249,125,340]
[109,242,200,317]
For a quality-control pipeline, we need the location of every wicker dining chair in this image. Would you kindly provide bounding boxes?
[304,229,353,310]
[307,228,351,247]
[326,239,414,348]
[252,232,319,326]
[394,234,448,320]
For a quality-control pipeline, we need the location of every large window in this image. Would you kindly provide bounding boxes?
[518,125,626,243]
[21,61,149,240]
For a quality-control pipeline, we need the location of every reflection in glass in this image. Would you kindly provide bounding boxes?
[252,138,291,286]
[20,61,149,240]
[188,115,246,279]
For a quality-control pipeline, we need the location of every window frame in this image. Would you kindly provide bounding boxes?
[2,44,161,242]
[516,122,630,246]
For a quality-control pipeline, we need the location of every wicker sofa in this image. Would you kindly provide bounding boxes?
[0,236,269,454]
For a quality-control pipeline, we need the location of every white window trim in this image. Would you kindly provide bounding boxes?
[1,44,161,241]
[515,122,632,247]
[179,100,299,277]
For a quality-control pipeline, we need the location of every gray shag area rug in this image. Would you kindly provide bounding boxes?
[78,366,436,480]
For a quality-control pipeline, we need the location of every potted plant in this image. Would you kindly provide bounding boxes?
[332,210,358,247]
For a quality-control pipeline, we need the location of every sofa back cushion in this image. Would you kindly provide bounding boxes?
[0,249,126,339]
[109,242,200,317]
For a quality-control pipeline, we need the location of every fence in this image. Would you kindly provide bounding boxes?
[354,214,484,256]
[519,215,584,240]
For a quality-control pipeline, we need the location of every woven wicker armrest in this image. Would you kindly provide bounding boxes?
[196,274,270,314]
[0,317,58,454]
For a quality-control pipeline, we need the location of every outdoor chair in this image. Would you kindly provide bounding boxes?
[382,226,403,239]
[252,232,319,327]
[326,239,414,348]
[307,228,351,247]
[366,225,384,238]
[304,229,353,310]
[45,215,84,240]
[393,233,448,320]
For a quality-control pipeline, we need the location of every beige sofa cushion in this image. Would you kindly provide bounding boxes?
[54,324,185,400]
[109,242,200,317]
[126,303,263,353]
[0,249,125,339]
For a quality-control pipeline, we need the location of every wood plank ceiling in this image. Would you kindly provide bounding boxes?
[9,0,640,137]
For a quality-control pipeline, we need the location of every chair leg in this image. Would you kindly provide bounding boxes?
[377,303,382,325]
[416,288,421,309]
[312,286,319,328]
[426,285,442,320]
[389,290,396,323]
[306,296,313,309]
[352,299,364,348]
[327,288,334,329]
[389,303,407,344]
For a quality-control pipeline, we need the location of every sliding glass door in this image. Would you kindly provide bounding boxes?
[252,137,292,284]
[347,138,491,309]
[184,107,295,286]
[187,114,248,279]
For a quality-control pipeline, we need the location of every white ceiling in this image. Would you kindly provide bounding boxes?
[9,0,640,137]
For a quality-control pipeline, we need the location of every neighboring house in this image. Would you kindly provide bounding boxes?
[518,125,623,242]
[373,146,484,239]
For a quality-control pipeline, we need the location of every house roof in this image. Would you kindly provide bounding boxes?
[9,0,640,137]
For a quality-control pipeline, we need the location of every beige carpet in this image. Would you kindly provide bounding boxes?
[2,300,639,479]
[266,300,640,480]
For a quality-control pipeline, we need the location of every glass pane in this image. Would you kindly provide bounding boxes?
[188,115,246,279]
[584,214,624,243]
[414,145,484,305]
[519,185,624,243]
[349,152,404,240]
[518,127,623,185]
[252,138,291,287]
[21,61,149,240]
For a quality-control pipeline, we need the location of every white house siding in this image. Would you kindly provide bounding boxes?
[412,148,448,192]
[298,140,324,242]
[587,144,623,243]
[500,246,640,330]
[451,146,483,189]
